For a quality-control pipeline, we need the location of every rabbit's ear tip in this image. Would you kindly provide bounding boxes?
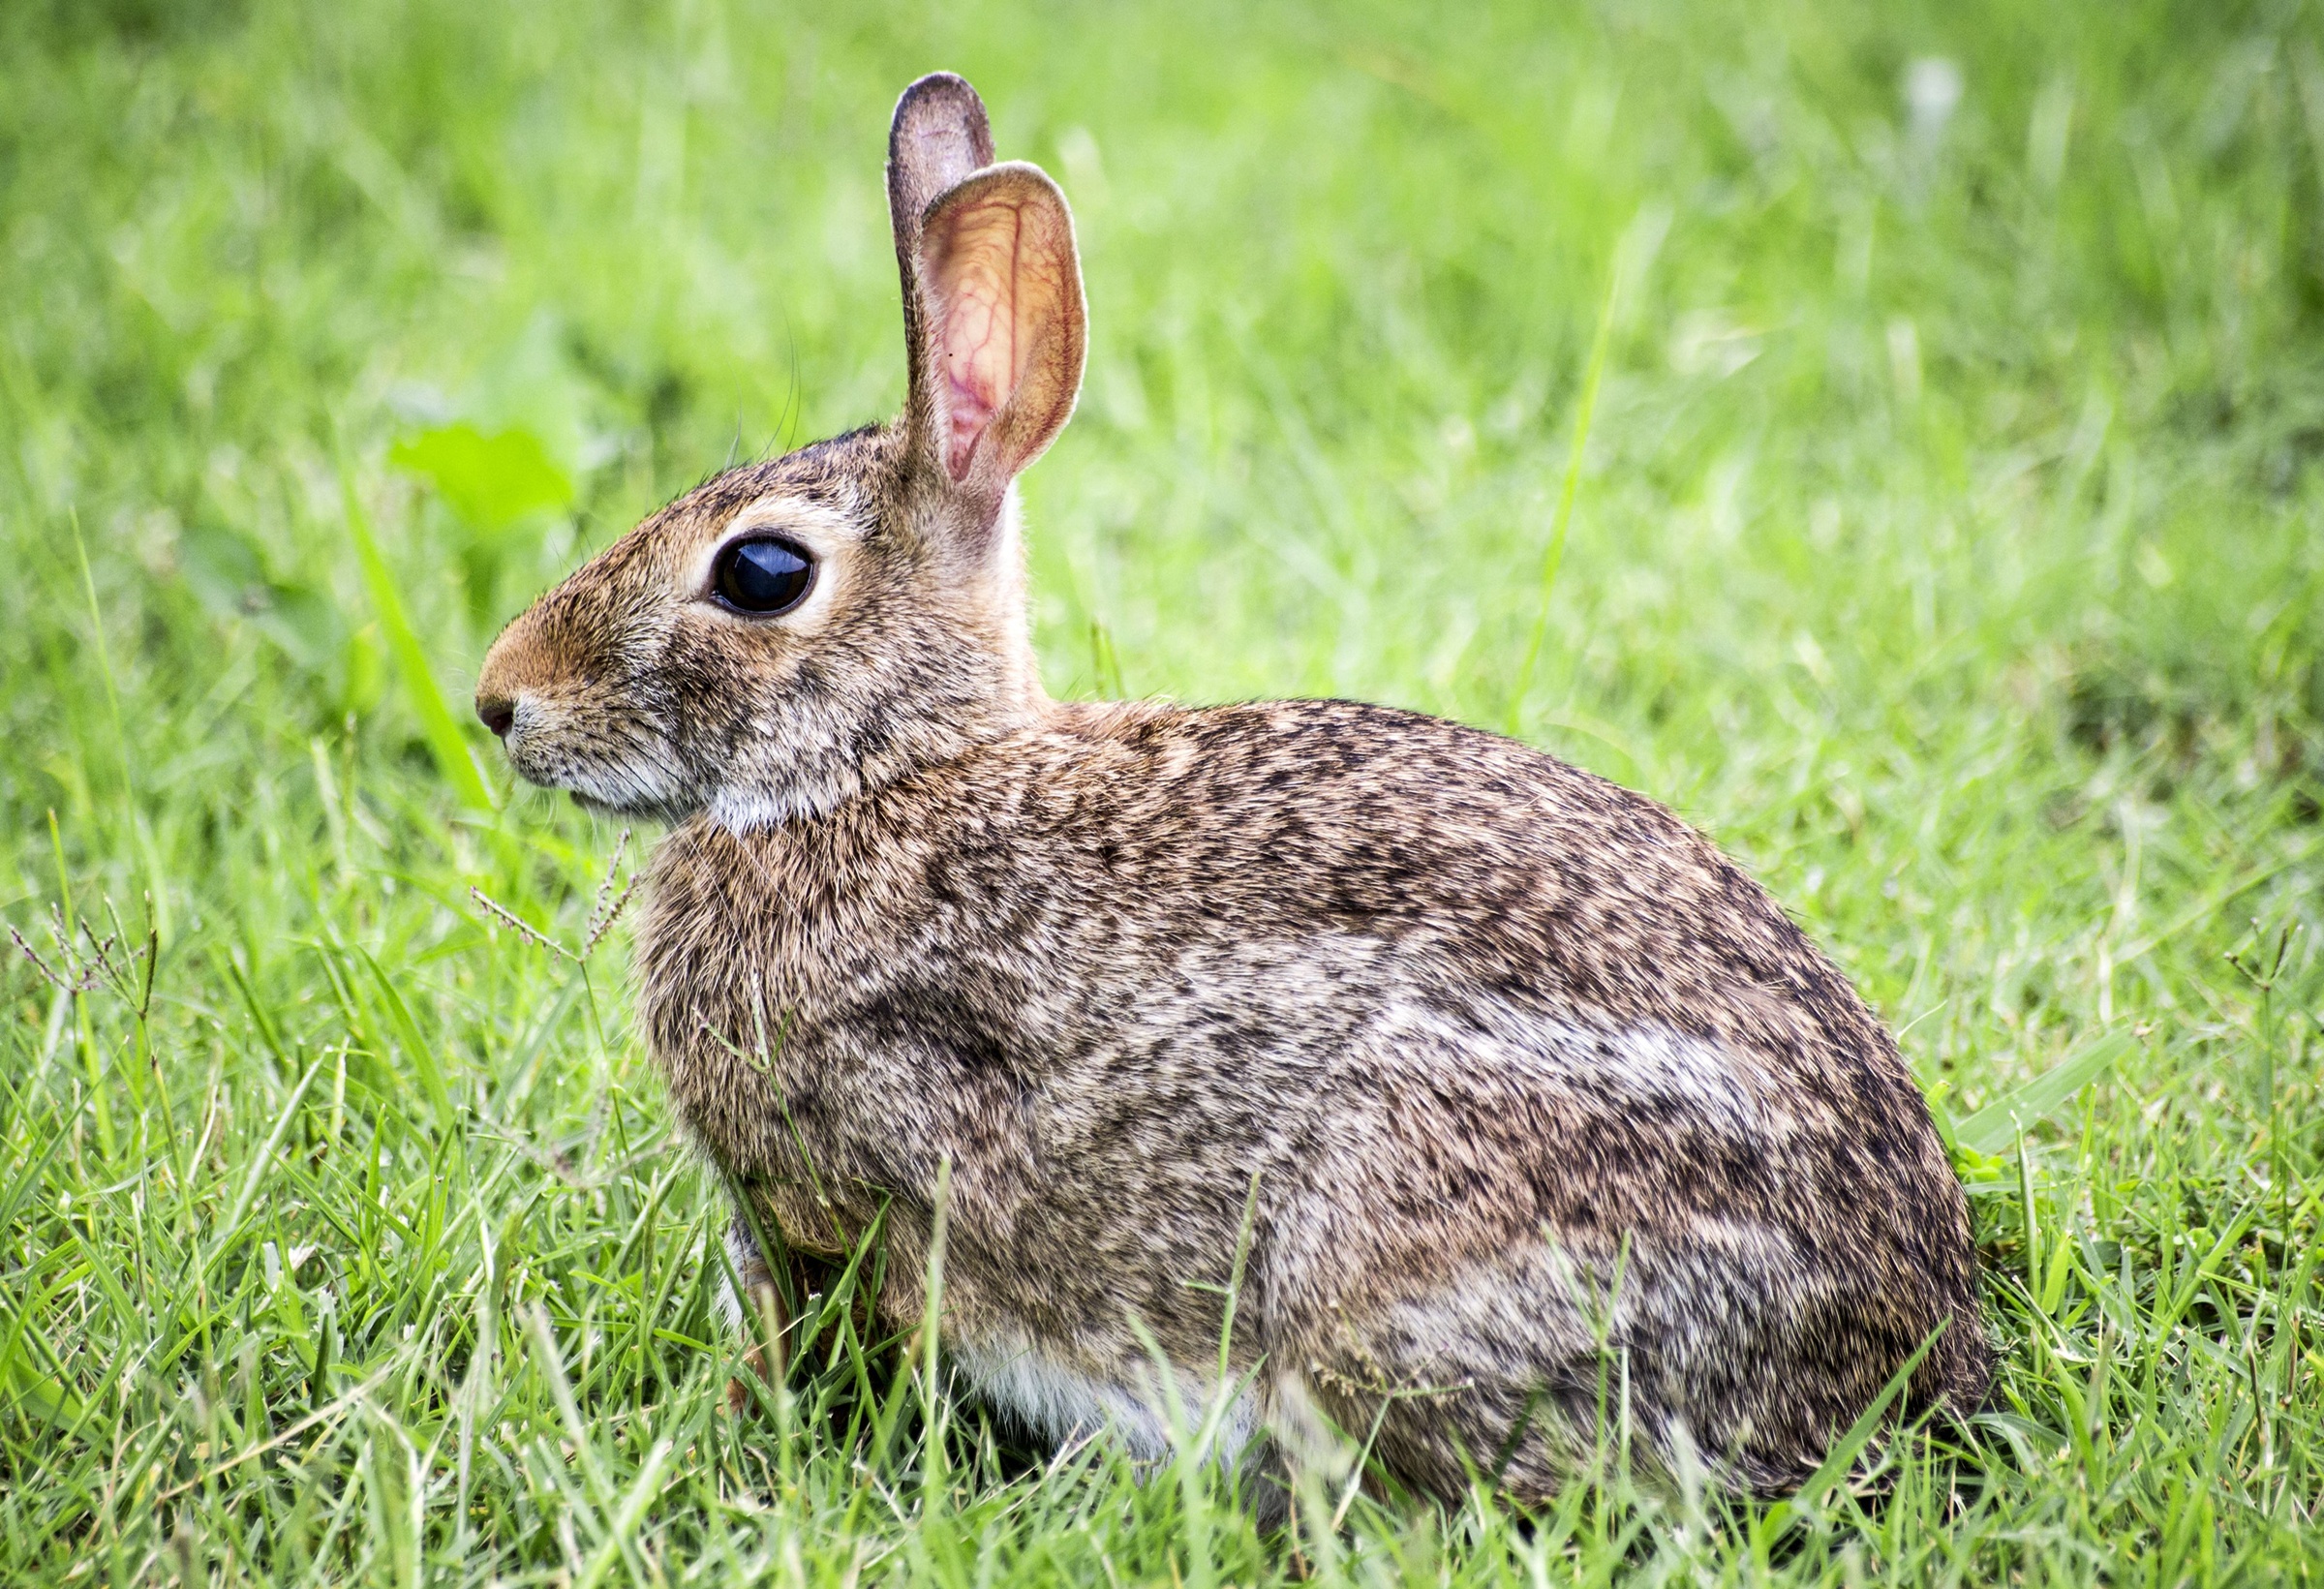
[890,72,992,150]
[898,70,978,104]
[888,71,997,259]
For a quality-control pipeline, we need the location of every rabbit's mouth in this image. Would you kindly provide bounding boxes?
[498,724,698,825]
[481,688,699,822]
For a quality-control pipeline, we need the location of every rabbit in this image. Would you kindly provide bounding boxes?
[474,71,1990,1510]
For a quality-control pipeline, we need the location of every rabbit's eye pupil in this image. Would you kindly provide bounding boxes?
[714,536,814,615]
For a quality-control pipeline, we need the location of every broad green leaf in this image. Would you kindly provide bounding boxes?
[177,521,347,671]
[391,422,573,531]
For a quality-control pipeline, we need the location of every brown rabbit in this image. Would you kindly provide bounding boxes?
[474,71,1989,1509]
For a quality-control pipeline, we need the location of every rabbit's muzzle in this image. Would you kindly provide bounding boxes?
[476,614,695,820]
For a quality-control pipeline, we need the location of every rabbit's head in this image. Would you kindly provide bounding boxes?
[474,74,1085,828]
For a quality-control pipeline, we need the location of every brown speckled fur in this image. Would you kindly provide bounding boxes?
[476,72,1988,1507]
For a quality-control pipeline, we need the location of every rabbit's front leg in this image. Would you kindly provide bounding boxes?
[719,1209,781,1411]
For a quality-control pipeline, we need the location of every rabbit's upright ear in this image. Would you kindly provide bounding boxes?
[906,165,1086,508]
[889,78,1086,522]
[888,73,994,396]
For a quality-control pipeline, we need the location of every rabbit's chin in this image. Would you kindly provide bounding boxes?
[502,736,701,825]
[555,774,836,834]
[519,764,699,826]
[568,788,679,820]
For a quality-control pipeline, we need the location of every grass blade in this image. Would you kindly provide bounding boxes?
[212,1053,328,1256]
[1504,266,1615,737]
[1754,1326,1941,1548]
[1956,1029,2135,1155]
[341,463,496,812]
[356,946,457,1135]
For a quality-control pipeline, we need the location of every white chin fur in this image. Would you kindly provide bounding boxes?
[523,755,685,822]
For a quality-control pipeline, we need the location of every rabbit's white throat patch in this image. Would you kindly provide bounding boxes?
[708,782,851,834]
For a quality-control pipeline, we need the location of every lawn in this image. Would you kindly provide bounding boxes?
[3,0,2321,1582]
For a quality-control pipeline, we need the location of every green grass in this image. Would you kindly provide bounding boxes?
[4,0,2322,1581]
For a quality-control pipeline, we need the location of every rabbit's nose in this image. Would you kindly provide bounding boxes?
[476,694,517,738]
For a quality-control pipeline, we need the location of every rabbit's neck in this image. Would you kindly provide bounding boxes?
[701,631,1050,836]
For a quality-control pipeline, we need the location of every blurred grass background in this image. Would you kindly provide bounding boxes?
[2,0,2321,1582]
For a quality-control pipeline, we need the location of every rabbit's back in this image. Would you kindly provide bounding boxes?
[639,697,1987,1492]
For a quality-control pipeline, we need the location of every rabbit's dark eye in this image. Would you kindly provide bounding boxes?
[712,535,815,616]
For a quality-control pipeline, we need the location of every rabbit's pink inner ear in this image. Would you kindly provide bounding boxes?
[930,230,1015,480]
[918,168,1084,489]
